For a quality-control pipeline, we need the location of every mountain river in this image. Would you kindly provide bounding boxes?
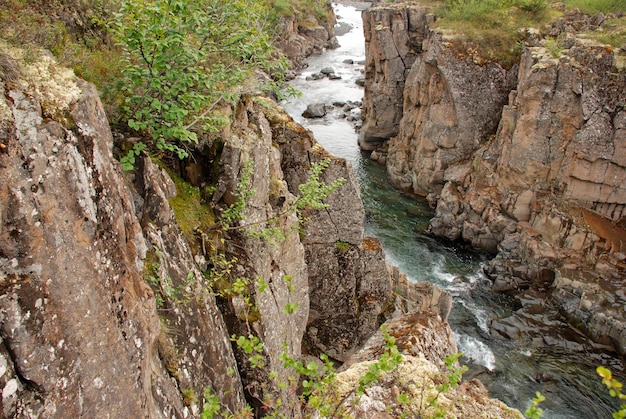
[282,3,625,417]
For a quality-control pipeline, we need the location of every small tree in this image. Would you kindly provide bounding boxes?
[112,0,290,169]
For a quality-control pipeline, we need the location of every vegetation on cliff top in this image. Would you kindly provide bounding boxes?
[418,0,626,66]
[0,0,328,165]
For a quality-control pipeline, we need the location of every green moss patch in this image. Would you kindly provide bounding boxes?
[168,171,216,253]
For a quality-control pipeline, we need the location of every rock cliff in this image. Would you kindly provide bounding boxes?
[360,3,626,356]
[0,41,476,417]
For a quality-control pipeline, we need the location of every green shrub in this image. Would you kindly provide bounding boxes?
[112,0,290,166]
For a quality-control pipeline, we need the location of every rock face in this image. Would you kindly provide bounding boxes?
[326,310,522,419]
[275,4,339,69]
[360,4,626,355]
[360,3,517,196]
[359,4,433,150]
[0,46,466,417]
[0,49,245,417]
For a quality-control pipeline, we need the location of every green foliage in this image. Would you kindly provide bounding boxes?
[201,387,221,419]
[564,0,625,13]
[584,17,626,50]
[112,0,290,165]
[219,158,346,246]
[597,366,626,419]
[221,160,255,229]
[525,391,546,419]
[422,352,469,417]
[234,334,266,369]
[544,36,564,58]
[0,0,125,117]
[168,171,215,253]
[296,159,347,216]
[336,241,351,253]
[356,327,403,395]
[120,142,146,171]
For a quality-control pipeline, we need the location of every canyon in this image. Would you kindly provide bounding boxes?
[1,0,625,417]
[0,2,520,417]
[360,1,626,361]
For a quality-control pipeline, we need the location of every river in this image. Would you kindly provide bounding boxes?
[282,3,625,417]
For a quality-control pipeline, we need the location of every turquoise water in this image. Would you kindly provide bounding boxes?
[284,3,625,417]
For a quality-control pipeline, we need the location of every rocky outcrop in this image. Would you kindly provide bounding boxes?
[360,3,626,355]
[0,47,246,417]
[275,5,339,69]
[324,310,522,419]
[359,3,433,150]
[433,37,626,354]
[265,101,397,363]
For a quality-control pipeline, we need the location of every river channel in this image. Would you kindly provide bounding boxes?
[282,3,625,417]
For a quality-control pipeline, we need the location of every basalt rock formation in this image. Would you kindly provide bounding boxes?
[0,41,475,417]
[360,2,626,356]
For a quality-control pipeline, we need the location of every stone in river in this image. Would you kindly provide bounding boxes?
[302,103,327,118]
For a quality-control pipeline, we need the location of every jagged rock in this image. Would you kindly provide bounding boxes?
[209,97,311,417]
[359,3,433,150]
[360,2,626,355]
[323,311,522,419]
[387,30,516,196]
[275,6,337,68]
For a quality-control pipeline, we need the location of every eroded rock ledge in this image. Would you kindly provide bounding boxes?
[360,2,626,356]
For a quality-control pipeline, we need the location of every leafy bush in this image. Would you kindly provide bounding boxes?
[112,0,290,166]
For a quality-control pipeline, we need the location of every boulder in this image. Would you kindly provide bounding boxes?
[302,102,328,118]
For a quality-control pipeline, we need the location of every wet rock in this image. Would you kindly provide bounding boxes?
[305,72,325,80]
[302,102,327,118]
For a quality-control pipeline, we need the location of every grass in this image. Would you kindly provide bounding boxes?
[425,0,625,66]
[0,0,125,118]
[564,0,625,13]
[582,16,626,48]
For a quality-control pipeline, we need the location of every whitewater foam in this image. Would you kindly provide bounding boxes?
[454,332,496,371]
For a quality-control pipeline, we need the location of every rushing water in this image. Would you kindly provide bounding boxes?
[283,3,625,417]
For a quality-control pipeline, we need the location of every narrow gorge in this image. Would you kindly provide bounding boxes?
[356,0,626,416]
[0,0,624,418]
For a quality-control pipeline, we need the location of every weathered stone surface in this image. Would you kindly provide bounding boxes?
[361,3,626,355]
[325,311,522,419]
[0,50,246,417]
[359,3,433,150]
[275,5,338,68]
[431,35,626,353]
[135,155,247,415]
[209,97,311,417]
[386,31,517,196]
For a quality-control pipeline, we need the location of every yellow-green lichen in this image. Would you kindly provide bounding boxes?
[0,41,81,120]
